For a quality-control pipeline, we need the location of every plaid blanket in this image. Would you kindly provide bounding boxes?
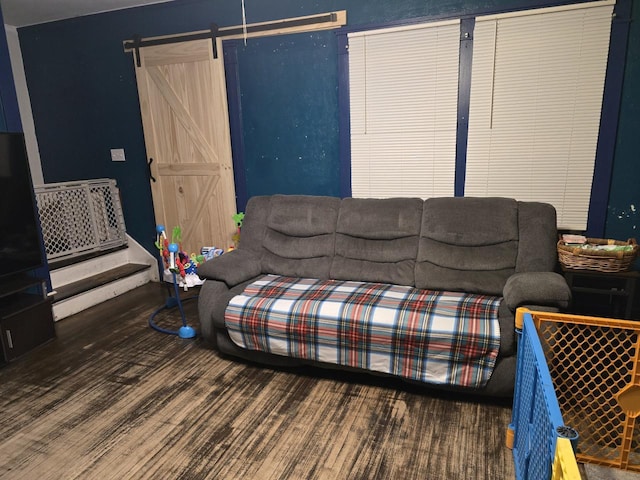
[225,275,501,388]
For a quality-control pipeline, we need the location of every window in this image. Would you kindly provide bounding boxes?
[464,1,614,230]
[348,20,460,198]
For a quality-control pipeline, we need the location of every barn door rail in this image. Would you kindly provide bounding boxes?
[123,10,347,65]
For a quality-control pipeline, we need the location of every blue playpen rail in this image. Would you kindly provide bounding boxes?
[508,309,580,479]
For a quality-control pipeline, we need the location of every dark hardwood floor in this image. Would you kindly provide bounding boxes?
[0,282,515,479]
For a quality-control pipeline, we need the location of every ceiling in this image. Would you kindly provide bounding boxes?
[1,0,174,27]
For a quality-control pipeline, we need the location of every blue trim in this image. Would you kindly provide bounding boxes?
[336,33,351,198]
[586,0,632,237]
[454,18,475,197]
[223,40,248,212]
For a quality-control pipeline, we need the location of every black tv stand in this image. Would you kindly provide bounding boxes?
[0,274,55,365]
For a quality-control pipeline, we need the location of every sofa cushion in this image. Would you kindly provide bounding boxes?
[416,197,519,295]
[330,197,423,286]
[262,195,340,279]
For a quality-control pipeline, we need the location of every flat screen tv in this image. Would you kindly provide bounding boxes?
[0,132,44,281]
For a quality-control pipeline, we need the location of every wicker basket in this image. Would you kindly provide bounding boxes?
[557,237,638,273]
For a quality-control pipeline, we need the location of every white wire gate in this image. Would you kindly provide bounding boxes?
[34,179,127,262]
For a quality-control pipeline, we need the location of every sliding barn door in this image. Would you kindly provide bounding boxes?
[133,38,236,254]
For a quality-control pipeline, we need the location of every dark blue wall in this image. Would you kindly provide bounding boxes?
[0,7,21,131]
[236,32,340,198]
[605,2,640,240]
[16,0,640,254]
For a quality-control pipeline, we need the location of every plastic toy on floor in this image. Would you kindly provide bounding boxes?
[157,226,205,289]
[149,224,198,339]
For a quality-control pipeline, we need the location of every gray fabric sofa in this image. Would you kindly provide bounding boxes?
[197,195,571,397]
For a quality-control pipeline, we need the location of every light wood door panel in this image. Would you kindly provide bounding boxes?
[134,39,236,254]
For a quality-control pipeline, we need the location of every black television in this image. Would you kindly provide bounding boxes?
[0,132,44,281]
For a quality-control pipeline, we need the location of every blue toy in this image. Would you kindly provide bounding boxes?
[149,224,197,339]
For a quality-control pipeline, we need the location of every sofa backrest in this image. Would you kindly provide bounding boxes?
[415,197,558,295]
[239,195,558,295]
[330,197,423,286]
[416,197,519,295]
[238,195,271,257]
[246,194,340,280]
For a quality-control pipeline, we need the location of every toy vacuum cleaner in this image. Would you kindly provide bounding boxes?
[149,225,197,339]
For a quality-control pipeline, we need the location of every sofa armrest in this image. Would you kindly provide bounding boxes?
[197,249,262,287]
[503,272,571,311]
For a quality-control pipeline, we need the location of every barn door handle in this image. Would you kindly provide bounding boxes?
[148,157,156,182]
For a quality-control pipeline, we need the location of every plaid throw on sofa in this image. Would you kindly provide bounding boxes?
[225,275,501,388]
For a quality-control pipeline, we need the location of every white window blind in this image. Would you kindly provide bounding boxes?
[465,1,614,230]
[348,20,460,198]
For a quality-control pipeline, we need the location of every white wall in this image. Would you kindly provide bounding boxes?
[4,24,44,185]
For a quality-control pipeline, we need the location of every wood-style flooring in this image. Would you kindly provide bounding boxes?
[0,282,515,479]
